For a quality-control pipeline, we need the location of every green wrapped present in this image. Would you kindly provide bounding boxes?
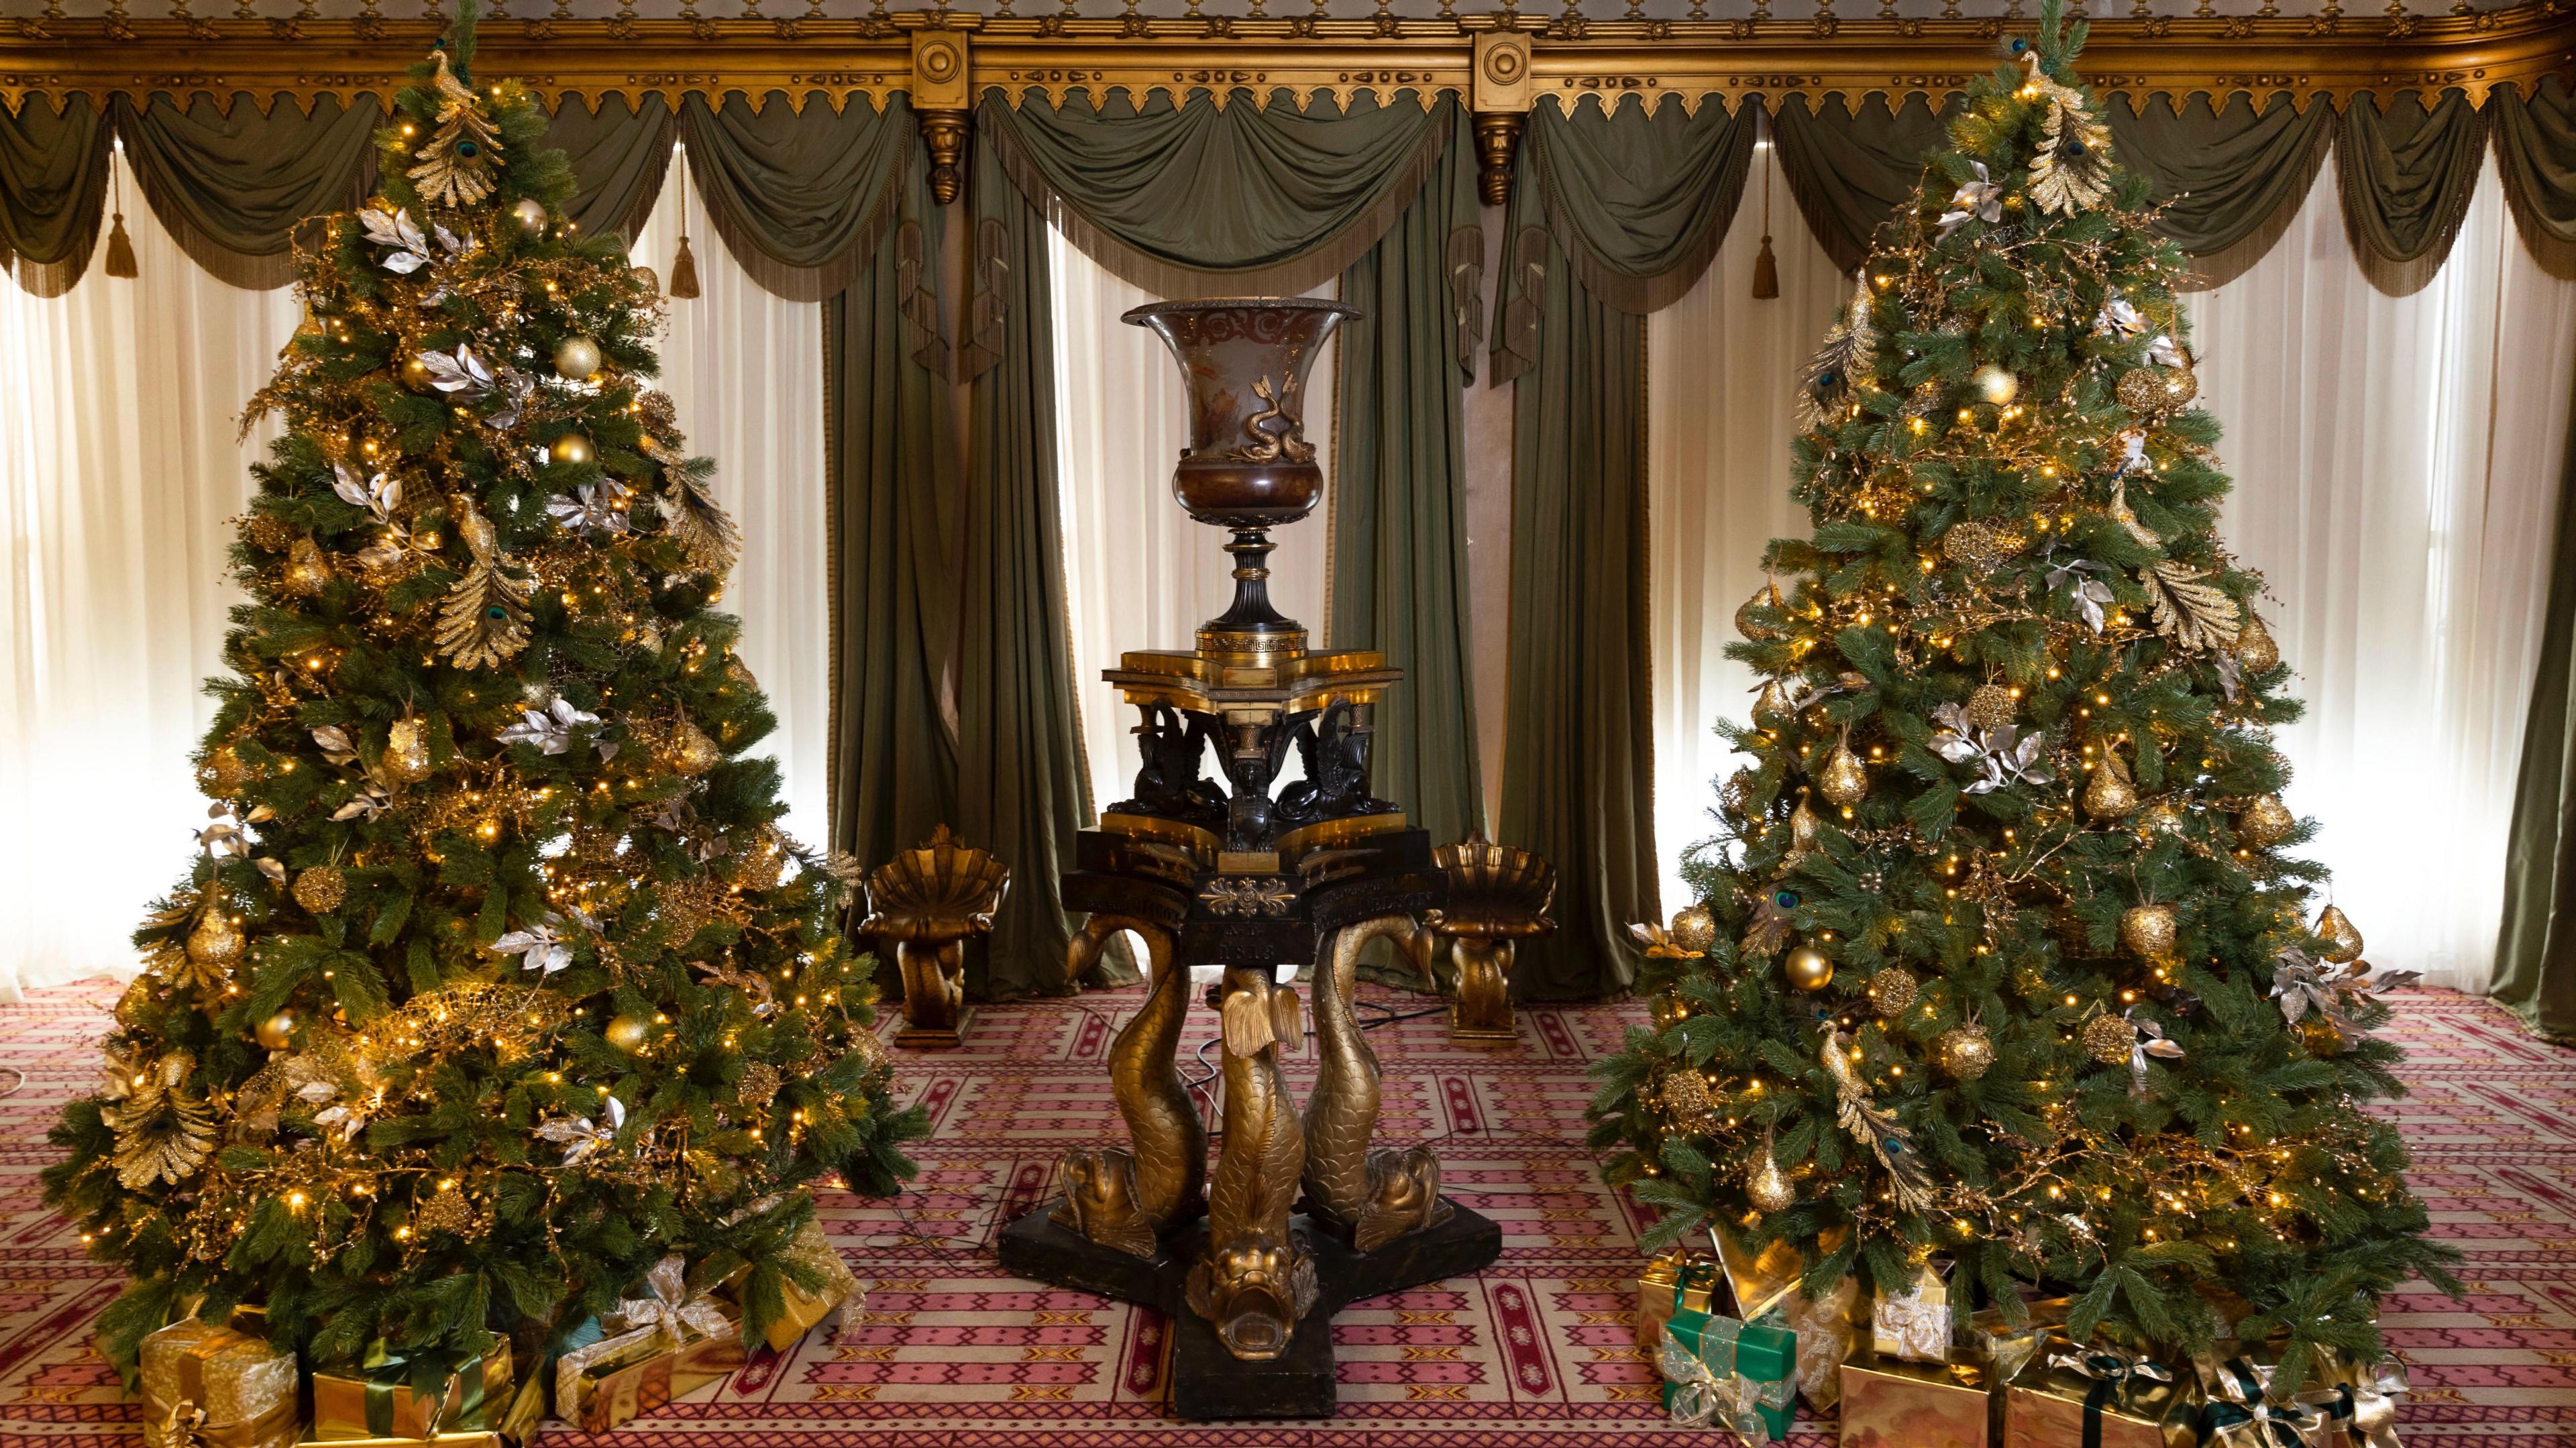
[311,1339,511,1442]
[1657,1308,1797,1442]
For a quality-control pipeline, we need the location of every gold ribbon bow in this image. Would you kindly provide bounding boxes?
[1656,1322,1792,1443]
[607,1256,735,1351]
[158,1402,215,1448]
[2200,1357,2321,1448]
[2299,1355,2407,1448]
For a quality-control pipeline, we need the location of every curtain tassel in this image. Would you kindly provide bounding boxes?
[104,212,139,280]
[668,232,702,300]
[1750,232,1779,300]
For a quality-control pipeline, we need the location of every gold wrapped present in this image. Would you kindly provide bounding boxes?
[1712,1225,1864,1410]
[724,1217,862,1353]
[555,1257,747,1433]
[2002,1343,2198,1448]
[1634,1251,1691,1352]
[140,1315,301,1448]
[1964,1298,2072,1387]
[2295,1350,2407,1448]
[1840,1345,1991,1448]
[312,1342,511,1441]
[1872,1260,1953,1363]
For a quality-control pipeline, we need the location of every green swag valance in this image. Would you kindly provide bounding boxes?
[2494,75,2576,276]
[545,95,674,241]
[0,95,110,297]
[1773,94,1957,275]
[108,94,380,290]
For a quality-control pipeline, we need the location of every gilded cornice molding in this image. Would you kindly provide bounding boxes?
[3,3,2569,115]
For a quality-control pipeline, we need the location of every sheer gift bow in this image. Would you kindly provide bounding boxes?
[606,1256,734,1351]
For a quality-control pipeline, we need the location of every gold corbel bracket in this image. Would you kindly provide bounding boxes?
[1471,31,1534,207]
[912,27,972,204]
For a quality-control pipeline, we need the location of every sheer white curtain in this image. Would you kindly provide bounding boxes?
[2184,155,2576,993]
[1644,137,1849,913]
[0,147,301,997]
[1049,224,1334,810]
[1642,151,2576,993]
[629,146,831,851]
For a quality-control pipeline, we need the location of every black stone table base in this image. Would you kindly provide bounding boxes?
[998,1197,1502,1420]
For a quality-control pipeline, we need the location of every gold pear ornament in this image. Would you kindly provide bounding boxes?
[1753,679,1797,733]
[1819,736,1870,809]
[2315,904,2365,964]
[2238,794,2295,848]
[2235,612,2280,673]
[1737,579,1788,641]
[1786,790,1823,861]
[2083,749,2137,820]
[1746,1135,1796,1215]
[382,714,435,785]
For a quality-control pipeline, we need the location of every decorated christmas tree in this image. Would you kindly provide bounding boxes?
[46,4,922,1379]
[1594,2,2455,1378]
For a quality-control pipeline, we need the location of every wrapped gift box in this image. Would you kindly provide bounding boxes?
[1633,1251,1690,1352]
[2002,1343,2199,1448]
[1872,1260,1954,1363]
[140,1315,301,1448]
[555,1263,747,1435]
[1840,1345,1992,1448]
[1659,1308,1797,1441]
[311,1342,511,1441]
[723,1217,861,1353]
[1712,1225,1864,1411]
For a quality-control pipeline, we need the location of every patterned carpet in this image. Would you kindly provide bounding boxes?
[0,981,2571,1446]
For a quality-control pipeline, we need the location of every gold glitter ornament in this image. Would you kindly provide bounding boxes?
[1783,943,1835,991]
[1937,1022,1994,1080]
[1786,791,1823,860]
[2142,800,2186,836]
[1972,364,2019,404]
[197,744,252,797]
[2235,612,2280,673]
[1819,740,1870,809]
[2238,794,2295,847]
[2117,366,2196,416]
[2119,902,2178,959]
[414,1183,478,1238]
[2082,1011,2135,1064]
[1737,580,1788,642]
[1867,966,1918,1017]
[292,864,347,915]
[604,1013,651,1052]
[548,433,596,467]
[553,335,602,381]
[1967,683,2017,733]
[244,512,299,553]
[1941,520,2016,572]
[2083,751,2138,820]
[1669,903,1717,955]
[280,537,332,597]
[1752,680,1796,733]
[255,1009,298,1051]
[1746,1138,1796,1215]
[382,715,434,785]
[1721,770,1760,819]
[2315,904,2365,964]
[669,720,720,775]
[186,909,245,971]
[735,1060,782,1107]
[1658,1070,1714,1125]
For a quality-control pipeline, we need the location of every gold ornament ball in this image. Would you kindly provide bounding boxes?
[280,537,332,597]
[399,355,438,393]
[549,433,598,467]
[1972,363,2019,405]
[382,716,435,785]
[1941,520,2016,573]
[1966,683,2017,733]
[553,336,603,381]
[2316,904,2366,964]
[511,197,549,233]
[1736,580,1788,642]
[2236,612,2281,674]
[255,1009,299,1052]
[2161,364,2200,408]
[2238,794,2296,848]
[244,512,298,554]
[1721,769,1760,820]
[1783,943,1835,991]
[415,1186,476,1238]
[1746,1152,1797,1215]
[2083,757,2138,820]
[2142,800,2186,836]
[2118,366,2197,416]
[292,865,347,915]
[1658,1070,1714,1124]
[1669,903,1717,955]
[2082,1012,2135,1065]
[2119,902,2178,960]
[604,1013,652,1052]
[1938,1023,1995,1080]
[198,743,252,797]
[736,1060,783,1106]
[1867,966,1919,1017]
[1819,742,1870,809]
[187,909,245,969]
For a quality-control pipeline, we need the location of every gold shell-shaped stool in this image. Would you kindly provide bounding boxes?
[860,824,1010,1050]
[1421,832,1556,1046]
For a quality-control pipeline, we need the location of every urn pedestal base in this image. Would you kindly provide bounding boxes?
[998,1198,1501,1419]
[892,1003,974,1052]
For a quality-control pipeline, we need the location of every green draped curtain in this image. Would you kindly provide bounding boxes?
[2491,76,2576,277]
[2108,92,2334,288]
[961,106,1093,997]
[2340,88,2489,294]
[679,93,959,934]
[1330,97,1487,851]
[545,95,674,242]
[1493,93,1754,999]
[2492,361,2576,1046]
[0,95,109,297]
[109,93,379,290]
[1773,94,1955,274]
